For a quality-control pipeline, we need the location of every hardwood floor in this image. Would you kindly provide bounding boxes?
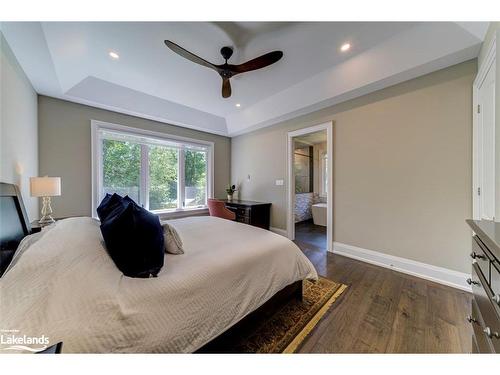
[295,220,326,250]
[295,239,473,353]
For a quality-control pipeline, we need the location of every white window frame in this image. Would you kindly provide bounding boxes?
[91,120,214,218]
[319,150,328,198]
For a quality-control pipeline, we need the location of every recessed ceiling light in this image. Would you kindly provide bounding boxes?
[109,51,120,60]
[235,103,241,108]
[340,43,351,52]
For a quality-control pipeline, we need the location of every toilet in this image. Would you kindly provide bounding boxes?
[311,203,327,226]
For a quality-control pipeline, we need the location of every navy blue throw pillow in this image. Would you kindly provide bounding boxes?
[100,198,165,278]
[96,193,124,222]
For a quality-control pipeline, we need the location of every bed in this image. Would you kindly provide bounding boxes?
[0,182,317,353]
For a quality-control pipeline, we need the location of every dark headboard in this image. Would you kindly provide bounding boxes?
[0,182,31,277]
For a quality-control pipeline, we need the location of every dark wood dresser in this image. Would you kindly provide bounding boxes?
[466,219,500,353]
[222,199,271,230]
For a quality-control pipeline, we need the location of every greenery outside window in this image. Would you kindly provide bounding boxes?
[92,121,213,216]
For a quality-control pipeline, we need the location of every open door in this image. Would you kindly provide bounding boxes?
[473,40,496,221]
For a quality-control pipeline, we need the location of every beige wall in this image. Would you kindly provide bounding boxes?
[38,96,231,218]
[232,60,476,273]
[478,23,500,221]
[0,32,38,220]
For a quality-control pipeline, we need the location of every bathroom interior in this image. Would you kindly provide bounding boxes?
[293,130,328,251]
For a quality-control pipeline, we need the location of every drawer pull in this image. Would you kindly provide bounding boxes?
[466,315,478,324]
[466,278,480,286]
[470,252,486,260]
[483,327,500,339]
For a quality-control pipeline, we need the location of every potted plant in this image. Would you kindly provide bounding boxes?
[226,184,237,201]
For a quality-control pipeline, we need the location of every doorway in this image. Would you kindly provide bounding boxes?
[287,122,333,252]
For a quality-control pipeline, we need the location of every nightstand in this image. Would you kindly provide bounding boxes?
[30,217,73,233]
[30,220,58,234]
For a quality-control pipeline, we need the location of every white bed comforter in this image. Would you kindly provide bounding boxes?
[0,216,317,353]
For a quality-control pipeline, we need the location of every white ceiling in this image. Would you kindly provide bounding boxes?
[0,22,489,136]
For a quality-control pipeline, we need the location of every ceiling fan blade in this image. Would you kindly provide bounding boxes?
[164,40,219,72]
[229,51,283,74]
[222,78,232,98]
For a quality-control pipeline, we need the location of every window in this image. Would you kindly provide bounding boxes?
[92,121,213,216]
[320,151,328,197]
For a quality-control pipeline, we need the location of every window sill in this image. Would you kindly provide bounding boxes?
[156,207,209,220]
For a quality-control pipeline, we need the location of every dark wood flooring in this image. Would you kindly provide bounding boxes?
[295,238,473,353]
[295,220,327,250]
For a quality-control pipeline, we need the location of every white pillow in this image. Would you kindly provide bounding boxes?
[161,222,184,255]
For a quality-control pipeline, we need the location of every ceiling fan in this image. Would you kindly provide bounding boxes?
[164,40,283,98]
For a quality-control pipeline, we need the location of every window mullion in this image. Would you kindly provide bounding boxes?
[140,144,149,210]
[178,147,186,209]
[204,150,209,205]
[96,135,104,215]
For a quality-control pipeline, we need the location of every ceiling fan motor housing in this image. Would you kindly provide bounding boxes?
[220,46,234,61]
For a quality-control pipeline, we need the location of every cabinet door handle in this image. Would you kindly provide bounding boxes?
[466,278,480,286]
[470,252,486,260]
[466,315,478,324]
[493,294,500,306]
[483,327,500,339]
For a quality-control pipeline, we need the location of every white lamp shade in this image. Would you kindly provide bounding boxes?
[30,177,61,197]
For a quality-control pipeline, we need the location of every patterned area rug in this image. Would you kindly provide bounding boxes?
[227,277,347,353]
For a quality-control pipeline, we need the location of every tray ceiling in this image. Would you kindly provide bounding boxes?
[1,22,488,136]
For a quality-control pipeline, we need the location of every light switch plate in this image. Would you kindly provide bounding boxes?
[275,179,284,186]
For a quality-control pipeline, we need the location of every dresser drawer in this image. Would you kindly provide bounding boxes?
[490,262,500,306]
[472,236,490,282]
[470,298,494,353]
[223,201,271,230]
[225,205,250,217]
[472,334,479,353]
[471,262,500,352]
[236,207,250,217]
[235,216,250,224]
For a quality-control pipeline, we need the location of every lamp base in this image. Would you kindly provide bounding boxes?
[38,196,55,226]
[38,215,55,226]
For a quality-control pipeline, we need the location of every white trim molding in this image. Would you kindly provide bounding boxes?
[475,34,496,88]
[270,227,288,237]
[472,34,496,220]
[333,242,472,292]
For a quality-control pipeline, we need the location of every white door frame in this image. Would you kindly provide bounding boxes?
[473,35,496,220]
[287,122,333,252]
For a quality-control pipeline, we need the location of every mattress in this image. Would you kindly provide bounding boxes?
[0,216,317,353]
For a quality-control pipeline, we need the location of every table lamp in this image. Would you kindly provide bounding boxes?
[30,177,61,225]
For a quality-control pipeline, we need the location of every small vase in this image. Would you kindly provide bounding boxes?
[227,194,233,201]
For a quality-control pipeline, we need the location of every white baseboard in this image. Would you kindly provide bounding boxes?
[270,227,288,237]
[332,242,471,292]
